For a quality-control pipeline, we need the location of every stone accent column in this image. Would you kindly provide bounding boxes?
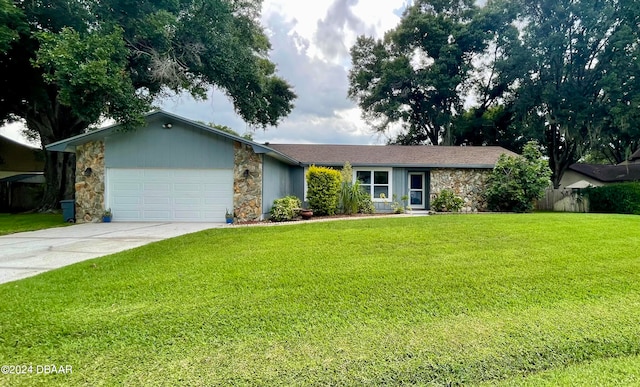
[233,142,262,222]
[430,169,491,212]
[75,141,105,223]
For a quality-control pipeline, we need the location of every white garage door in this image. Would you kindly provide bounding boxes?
[106,168,233,222]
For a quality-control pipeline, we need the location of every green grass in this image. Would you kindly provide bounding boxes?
[1,213,640,385]
[0,213,69,236]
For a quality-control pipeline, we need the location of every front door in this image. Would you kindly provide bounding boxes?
[408,172,425,209]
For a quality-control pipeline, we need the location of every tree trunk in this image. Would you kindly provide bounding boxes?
[24,100,88,212]
[39,151,76,211]
[546,124,580,189]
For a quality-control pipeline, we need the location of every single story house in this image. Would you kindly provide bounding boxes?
[0,135,45,211]
[46,110,516,223]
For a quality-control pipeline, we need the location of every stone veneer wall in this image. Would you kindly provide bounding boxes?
[233,142,262,222]
[430,168,491,212]
[75,140,105,223]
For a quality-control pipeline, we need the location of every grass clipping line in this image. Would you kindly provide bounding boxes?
[1,213,640,385]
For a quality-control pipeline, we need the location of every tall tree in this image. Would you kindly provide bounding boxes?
[505,0,640,187]
[0,0,296,210]
[452,106,529,153]
[0,0,25,52]
[348,0,491,145]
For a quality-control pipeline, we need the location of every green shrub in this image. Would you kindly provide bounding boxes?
[306,165,341,216]
[270,196,301,222]
[432,189,464,212]
[340,180,373,215]
[337,161,375,215]
[379,193,409,213]
[582,183,640,214]
[358,194,376,214]
[340,182,358,215]
[340,161,353,184]
[485,141,552,213]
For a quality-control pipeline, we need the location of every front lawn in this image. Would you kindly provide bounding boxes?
[1,213,639,385]
[0,213,68,236]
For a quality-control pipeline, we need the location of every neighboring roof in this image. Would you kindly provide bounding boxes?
[0,172,44,183]
[268,144,517,168]
[0,134,44,173]
[45,110,300,165]
[569,163,640,183]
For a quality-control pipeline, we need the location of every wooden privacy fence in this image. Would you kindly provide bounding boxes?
[535,188,589,212]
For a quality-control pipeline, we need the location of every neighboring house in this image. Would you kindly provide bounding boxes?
[46,110,516,223]
[0,135,45,211]
[547,160,640,212]
[560,161,640,189]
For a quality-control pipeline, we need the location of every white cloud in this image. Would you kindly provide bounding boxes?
[0,121,40,148]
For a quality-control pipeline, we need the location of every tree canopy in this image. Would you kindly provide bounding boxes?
[0,0,296,209]
[504,0,640,187]
[348,0,491,145]
[348,0,640,187]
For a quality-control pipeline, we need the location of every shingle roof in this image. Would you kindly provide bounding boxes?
[267,144,517,168]
[569,163,640,182]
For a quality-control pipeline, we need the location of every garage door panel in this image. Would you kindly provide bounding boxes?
[107,168,233,222]
[143,210,172,220]
[113,181,141,190]
[143,169,171,178]
[175,198,200,206]
[174,211,203,220]
[144,183,171,192]
[143,197,170,205]
[113,198,142,206]
[115,209,142,218]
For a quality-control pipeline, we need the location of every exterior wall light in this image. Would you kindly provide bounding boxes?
[162,123,173,129]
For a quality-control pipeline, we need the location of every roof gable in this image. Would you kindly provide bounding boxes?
[45,110,299,165]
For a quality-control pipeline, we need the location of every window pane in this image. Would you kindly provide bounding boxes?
[360,184,371,195]
[410,191,422,205]
[410,174,422,189]
[356,171,371,185]
[374,171,388,184]
[374,186,389,198]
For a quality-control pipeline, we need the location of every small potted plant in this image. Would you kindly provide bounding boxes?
[102,208,112,223]
[225,209,234,224]
[299,208,313,220]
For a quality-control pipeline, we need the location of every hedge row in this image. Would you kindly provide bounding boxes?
[582,182,640,215]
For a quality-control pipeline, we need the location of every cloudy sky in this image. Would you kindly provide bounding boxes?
[0,0,410,147]
[164,0,411,145]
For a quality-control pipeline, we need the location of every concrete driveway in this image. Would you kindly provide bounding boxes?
[0,222,224,284]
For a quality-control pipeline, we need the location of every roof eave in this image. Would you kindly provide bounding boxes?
[296,162,496,169]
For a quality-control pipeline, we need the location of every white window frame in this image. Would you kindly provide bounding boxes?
[353,168,392,202]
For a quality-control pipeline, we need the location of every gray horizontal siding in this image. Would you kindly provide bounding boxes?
[105,121,234,169]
